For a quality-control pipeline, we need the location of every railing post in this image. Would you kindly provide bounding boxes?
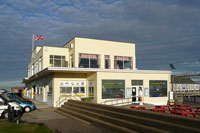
[59,97,60,107]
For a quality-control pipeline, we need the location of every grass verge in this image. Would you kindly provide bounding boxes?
[0,123,53,133]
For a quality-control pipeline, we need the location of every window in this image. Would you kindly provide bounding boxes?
[39,56,42,71]
[36,87,39,95]
[40,87,43,95]
[50,55,66,67]
[60,87,72,94]
[149,80,167,97]
[73,87,79,93]
[114,56,132,69]
[79,53,100,68]
[105,55,110,69]
[73,87,85,94]
[48,82,53,96]
[70,55,74,67]
[80,87,85,93]
[102,80,125,99]
[131,80,143,86]
[89,87,94,94]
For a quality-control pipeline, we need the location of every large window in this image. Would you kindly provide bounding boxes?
[149,80,167,97]
[60,87,72,94]
[102,80,125,99]
[105,55,110,69]
[114,56,132,69]
[79,53,100,68]
[50,55,66,67]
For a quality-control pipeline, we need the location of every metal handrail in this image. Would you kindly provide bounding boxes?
[56,93,84,107]
[101,96,142,106]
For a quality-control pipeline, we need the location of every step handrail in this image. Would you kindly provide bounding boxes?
[56,93,84,107]
[101,96,142,106]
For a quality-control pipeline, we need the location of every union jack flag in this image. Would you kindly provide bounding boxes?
[34,35,45,40]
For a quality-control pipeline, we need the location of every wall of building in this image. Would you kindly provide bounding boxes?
[53,72,87,107]
[63,39,75,68]
[96,71,171,105]
[43,46,69,68]
[74,37,136,70]
[86,72,97,103]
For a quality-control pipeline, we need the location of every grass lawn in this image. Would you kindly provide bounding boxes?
[0,123,53,133]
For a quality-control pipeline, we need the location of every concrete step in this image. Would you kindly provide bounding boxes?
[57,108,137,133]
[63,102,200,132]
[67,100,200,129]
[60,104,168,133]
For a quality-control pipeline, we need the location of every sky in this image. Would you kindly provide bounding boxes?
[0,0,200,89]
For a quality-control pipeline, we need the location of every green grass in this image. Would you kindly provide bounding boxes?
[0,123,53,133]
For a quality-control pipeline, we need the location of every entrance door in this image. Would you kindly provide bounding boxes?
[132,87,137,102]
[132,86,143,103]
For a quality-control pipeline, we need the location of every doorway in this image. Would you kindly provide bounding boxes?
[131,86,143,103]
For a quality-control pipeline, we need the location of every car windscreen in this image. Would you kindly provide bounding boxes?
[0,94,11,102]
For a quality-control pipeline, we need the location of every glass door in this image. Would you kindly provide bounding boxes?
[131,86,143,103]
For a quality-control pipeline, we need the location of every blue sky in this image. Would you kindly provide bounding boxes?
[0,0,200,89]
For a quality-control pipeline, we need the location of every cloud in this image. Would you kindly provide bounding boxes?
[0,0,200,88]
[0,80,24,89]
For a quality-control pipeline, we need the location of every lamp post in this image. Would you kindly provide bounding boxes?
[169,64,176,91]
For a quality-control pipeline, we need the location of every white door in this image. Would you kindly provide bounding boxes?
[131,86,143,103]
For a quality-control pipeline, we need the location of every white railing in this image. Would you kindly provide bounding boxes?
[101,96,142,106]
[56,93,84,107]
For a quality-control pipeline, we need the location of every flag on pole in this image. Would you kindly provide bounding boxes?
[32,34,46,51]
[34,35,46,40]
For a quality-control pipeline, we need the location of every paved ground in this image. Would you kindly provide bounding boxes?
[21,99,111,133]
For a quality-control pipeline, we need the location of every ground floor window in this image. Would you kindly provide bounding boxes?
[60,81,86,96]
[149,80,167,97]
[102,80,125,99]
[60,87,72,94]
[73,87,85,94]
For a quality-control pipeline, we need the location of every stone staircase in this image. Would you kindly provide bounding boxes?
[56,100,200,133]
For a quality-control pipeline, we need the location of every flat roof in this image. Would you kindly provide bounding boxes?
[23,67,171,83]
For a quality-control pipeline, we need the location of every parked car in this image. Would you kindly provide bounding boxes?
[6,93,31,102]
[0,89,8,94]
[6,95,36,113]
[0,94,22,119]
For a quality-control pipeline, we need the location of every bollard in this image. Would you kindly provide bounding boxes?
[11,107,15,123]
[8,105,11,122]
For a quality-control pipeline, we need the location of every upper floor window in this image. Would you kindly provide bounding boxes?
[79,53,100,68]
[114,56,132,69]
[39,56,42,71]
[105,55,110,69]
[50,55,66,67]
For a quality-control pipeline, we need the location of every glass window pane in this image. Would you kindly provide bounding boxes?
[124,61,131,69]
[50,55,53,58]
[79,58,89,68]
[62,60,66,67]
[62,56,65,60]
[50,59,53,66]
[90,59,99,68]
[73,87,79,93]
[131,80,143,86]
[102,80,125,99]
[80,87,85,93]
[54,59,61,67]
[149,80,167,97]
[89,87,94,93]
[60,87,65,93]
[66,87,72,93]
[105,59,110,69]
[54,56,61,59]
[117,60,123,69]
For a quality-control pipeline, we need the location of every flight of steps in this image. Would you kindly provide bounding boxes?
[56,100,200,133]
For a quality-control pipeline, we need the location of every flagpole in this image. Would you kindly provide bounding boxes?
[32,34,34,51]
